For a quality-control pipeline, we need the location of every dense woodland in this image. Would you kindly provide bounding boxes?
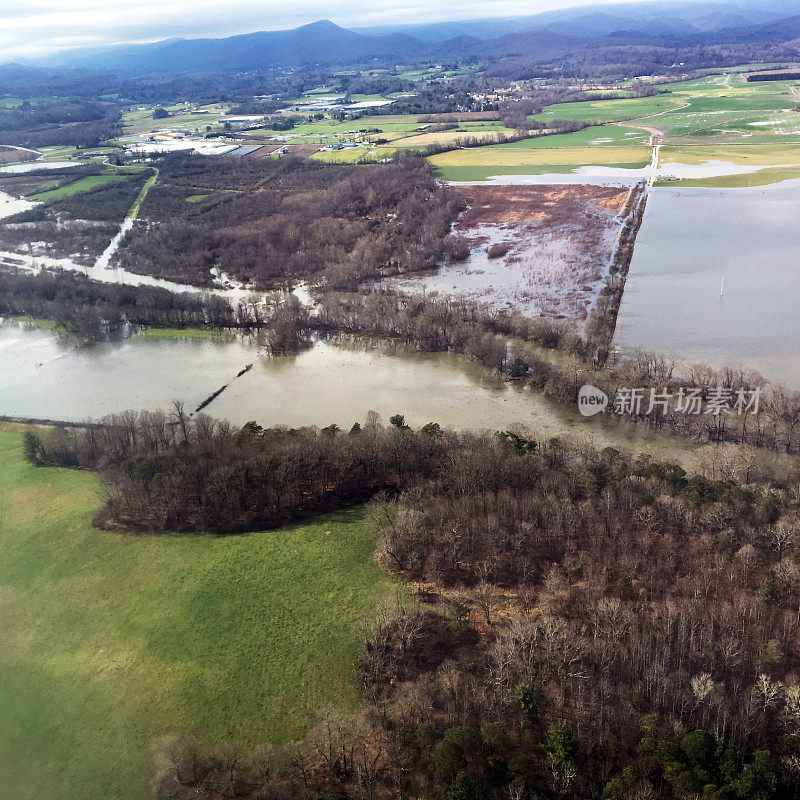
[114,155,464,289]
[0,98,121,148]
[24,415,800,799]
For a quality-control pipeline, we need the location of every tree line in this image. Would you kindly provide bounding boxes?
[309,288,800,454]
[0,267,239,338]
[7,259,800,454]
[0,98,122,148]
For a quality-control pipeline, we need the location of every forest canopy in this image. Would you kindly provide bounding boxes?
[114,154,465,290]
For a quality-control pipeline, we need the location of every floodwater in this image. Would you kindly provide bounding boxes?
[0,189,258,301]
[0,190,35,219]
[616,180,800,387]
[0,325,549,429]
[0,322,713,465]
[0,161,81,173]
[452,159,787,187]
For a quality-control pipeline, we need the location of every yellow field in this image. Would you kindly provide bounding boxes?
[391,128,514,147]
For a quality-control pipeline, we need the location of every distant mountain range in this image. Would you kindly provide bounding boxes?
[14,0,800,77]
[355,0,800,40]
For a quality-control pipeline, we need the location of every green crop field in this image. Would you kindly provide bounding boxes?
[490,125,649,149]
[0,427,395,800]
[530,94,684,125]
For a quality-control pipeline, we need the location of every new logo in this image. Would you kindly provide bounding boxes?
[578,384,608,417]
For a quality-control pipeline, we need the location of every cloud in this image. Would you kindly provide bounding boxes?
[0,0,624,59]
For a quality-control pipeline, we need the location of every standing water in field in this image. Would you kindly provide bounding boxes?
[0,322,720,465]
[615,180,800,387]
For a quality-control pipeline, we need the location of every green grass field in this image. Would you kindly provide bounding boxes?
[0,427,395,800]
[31,173,131,201]
[530,93,684,125]
[426,71,799,184]
[488,125,649,149]
[133,325,231,340]
[122,104,231,135]
[432,161,649,181]
[655,164,800,187]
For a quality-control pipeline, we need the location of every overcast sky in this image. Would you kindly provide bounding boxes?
[3,0,654,59]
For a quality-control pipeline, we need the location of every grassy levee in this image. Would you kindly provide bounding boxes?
[0,427,395,800]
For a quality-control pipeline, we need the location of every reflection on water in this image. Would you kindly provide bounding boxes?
[616,181,800,388]
[0,322,712,465]
[0,325,541,430]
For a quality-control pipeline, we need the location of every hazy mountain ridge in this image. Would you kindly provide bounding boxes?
[10,1,800,76]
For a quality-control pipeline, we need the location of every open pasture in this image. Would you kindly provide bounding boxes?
[490,125,649,149]
[0,427,394,800]
[530,94,684,125]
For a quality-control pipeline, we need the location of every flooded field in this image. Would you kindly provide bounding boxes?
[389,184,635,323]
[0,321,720,466]
[0,323,547,429]
[441,156,795,185]
[616,180,800,387]
[0,161,82,173]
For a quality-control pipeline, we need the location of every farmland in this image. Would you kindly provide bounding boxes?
[0,426,395,800]
[121,103,232,135]
[427,72,800,186]
[30,172,132,201]
[429,145,651,180]
[110,71,800,185]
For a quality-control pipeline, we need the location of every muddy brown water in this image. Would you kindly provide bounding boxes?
[0,321,731,466]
